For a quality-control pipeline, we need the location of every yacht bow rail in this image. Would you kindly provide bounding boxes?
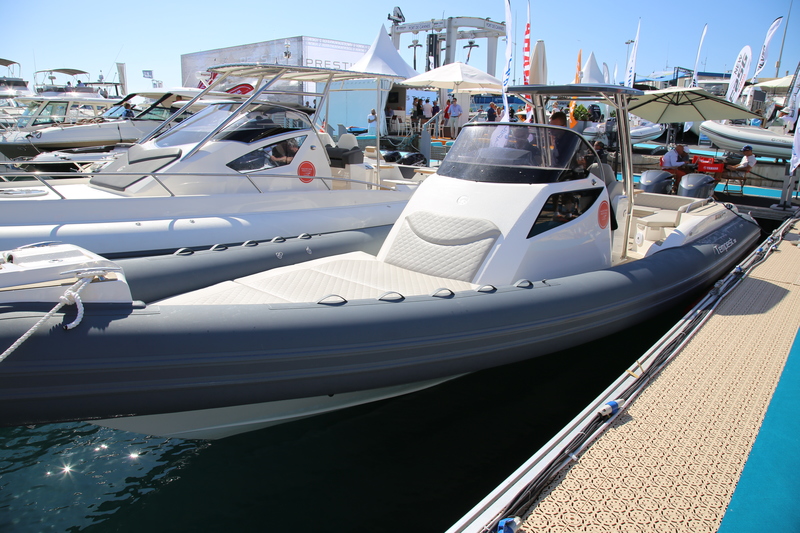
[0,170,393,198]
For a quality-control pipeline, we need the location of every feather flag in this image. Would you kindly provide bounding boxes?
[751,16,783,83]
[569,49,581,128]
[522,1,531,84]
[691,24,708,88]
[624,20,640,88]
[725,45,752,104]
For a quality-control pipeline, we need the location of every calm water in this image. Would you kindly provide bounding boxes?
[0,304,690,533]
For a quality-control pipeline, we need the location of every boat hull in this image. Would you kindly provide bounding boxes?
[699,121,792,159]
[0,216,761,437]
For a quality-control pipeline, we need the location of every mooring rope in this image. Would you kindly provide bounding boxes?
[0,269,112,363]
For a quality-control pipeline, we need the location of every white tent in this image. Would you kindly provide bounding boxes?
[580,52,604,85]
[326,26,417,136]
[351,26,418,79]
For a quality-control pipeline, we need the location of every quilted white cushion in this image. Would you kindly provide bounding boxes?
[383,211,501,282]
[158,252,477,306]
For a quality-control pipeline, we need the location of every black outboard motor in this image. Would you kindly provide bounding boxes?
[639,169,674,195]
[677,173,717,198]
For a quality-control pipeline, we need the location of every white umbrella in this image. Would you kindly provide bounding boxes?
[627,86,760,123]
[402,62,502,92]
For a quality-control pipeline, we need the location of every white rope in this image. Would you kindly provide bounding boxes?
[0,270,107,363]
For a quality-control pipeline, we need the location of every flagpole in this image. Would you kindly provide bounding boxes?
[776,0,793,77]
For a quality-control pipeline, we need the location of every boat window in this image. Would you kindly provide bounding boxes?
[211,105,312,144]
[226,135,307,173]
[30,101,70,126]
[154,103,312,148]
[154,103,240,147]
[102,105,126,119]
[527,188,603,238]
[436,123,598,184]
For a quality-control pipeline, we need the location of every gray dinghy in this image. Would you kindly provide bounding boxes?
[0,86,762,439]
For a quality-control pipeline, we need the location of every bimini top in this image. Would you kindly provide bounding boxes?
[506,84,643,99]
[34,68,90,77]
[207,63,397,83]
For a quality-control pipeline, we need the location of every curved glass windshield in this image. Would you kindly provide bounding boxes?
[154,102,312,148]
[437,123,599,184]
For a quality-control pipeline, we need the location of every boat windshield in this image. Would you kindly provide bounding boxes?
[16,101,73,128]
[437,123,600,184]
[154,102,312,148]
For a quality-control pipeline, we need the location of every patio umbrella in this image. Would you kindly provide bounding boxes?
[529,40,547,85]
[626,86,760,123]
[402,62,502,92]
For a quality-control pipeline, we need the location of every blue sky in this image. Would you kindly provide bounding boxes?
[4,0,798,94]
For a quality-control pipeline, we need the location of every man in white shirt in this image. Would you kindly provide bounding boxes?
[725,145,756,176]
[660,144,692,192]
[422,98,433,119]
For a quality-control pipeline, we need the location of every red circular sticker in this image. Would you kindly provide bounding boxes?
[298,161,316,183]
[598,200,610,229]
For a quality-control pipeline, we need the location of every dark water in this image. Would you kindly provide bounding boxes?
[0,304,690,533]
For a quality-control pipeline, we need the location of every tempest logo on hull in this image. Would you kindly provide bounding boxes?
[714,238,737,255]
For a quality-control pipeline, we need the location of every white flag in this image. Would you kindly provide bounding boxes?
[691,24,707,88]
[791,123,800,175]
[501,0,513,121]
[784,62,800,127]
[624,20,640,88]
[752,16,783,83]
[725,46,752,104]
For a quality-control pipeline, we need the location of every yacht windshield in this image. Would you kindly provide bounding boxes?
[437,123,599,184]
[154,102,312,148]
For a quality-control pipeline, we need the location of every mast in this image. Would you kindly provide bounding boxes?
[776,0,793,77]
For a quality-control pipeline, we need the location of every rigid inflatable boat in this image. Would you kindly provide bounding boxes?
[0,86,762,439]
[699,120,793,160]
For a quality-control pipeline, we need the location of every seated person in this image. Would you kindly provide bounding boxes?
[660,144,693,192]
[268,138,299,166]
[723,145,756,177]
[505,127,541,163]
[555,194,580,222]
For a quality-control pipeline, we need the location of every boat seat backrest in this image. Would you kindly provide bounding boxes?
[382,211,501,282]
[89,145,182,191]
[337,133,359,150]
[588,162,616,187]
[318,132,335,147]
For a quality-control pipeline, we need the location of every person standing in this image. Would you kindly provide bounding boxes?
[448,97,463,138]
[367,108,378,135]
[487,102,497,122]
[422,98,433,119]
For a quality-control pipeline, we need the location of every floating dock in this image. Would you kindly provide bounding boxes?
[449,216,800,532]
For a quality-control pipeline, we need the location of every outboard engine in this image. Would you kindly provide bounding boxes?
[677,173,716,198]
[639,169,674,195]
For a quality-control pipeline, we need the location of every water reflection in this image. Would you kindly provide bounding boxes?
[0,304,686,532]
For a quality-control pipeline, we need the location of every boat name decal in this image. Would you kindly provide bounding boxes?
[598,200,610,230]
[714,238,737,255]
[298,161,316,182]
